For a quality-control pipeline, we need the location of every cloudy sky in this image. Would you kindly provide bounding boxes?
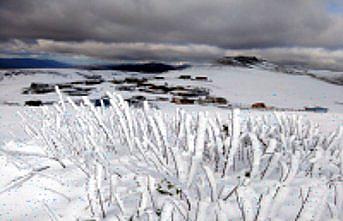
[1,0,343,69]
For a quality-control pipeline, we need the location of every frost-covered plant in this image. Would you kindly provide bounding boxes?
[17,88,342,220]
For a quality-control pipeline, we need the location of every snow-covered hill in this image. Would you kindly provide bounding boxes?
[0,65,341,140]
[0,65,342,220]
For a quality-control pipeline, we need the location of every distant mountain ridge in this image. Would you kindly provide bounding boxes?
[0,58,189,73]
[87,62,190,73]
[1,57,341,85]
[217,55,343,86]
[0,58,73,69]
[217,56,265,67]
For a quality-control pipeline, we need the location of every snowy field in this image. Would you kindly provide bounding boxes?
[0,65,342,220]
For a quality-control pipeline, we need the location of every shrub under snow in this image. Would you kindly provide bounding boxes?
[15,88,343,220]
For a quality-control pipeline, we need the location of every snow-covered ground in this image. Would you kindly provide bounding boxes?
[0,65,342,111]
[0,65,342,140]
[0,65,342,220]
[161,65,343,111]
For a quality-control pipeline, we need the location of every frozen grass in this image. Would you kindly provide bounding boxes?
[3,87,343,220]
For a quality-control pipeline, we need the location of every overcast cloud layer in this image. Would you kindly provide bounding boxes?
[1,0,343,69]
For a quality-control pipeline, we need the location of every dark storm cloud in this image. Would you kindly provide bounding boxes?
[1,0,342,47]
[1,0,343,68]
